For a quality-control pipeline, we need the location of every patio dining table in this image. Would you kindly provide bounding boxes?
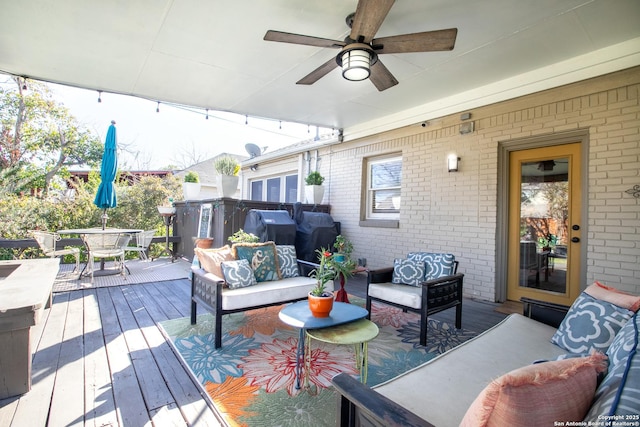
[57,227,143,277]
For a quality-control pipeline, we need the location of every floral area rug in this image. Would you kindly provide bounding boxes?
[160,297,477,427]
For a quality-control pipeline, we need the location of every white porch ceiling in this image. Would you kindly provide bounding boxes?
[1,0,639,140]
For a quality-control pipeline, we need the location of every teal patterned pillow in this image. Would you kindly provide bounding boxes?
[551,292,634,354]
[233,242,281,282]
[276,245,299,278]
[392,258,425,287]
[584,313,639,419]
[407,252,455,281]
[221,259,257,289]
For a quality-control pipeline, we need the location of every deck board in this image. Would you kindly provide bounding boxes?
[82,289,118,427]
[48,291,85,427]
[0,260,507,426]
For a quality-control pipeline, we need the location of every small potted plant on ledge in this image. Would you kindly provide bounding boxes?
[333,234,353,263]
[183,171,201,200]
[214,155,240,198]
[304,171,325,204]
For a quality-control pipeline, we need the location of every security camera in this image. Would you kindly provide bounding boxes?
[421,121,427,128]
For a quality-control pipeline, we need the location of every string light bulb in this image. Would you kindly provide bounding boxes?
[156,101,160,113]
[97,91,102,103]
[245,115,248,125]
[205,109,209,120]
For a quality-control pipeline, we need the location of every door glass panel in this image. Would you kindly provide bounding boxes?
[519,157,569,294]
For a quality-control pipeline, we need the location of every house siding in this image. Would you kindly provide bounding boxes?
[248,66,640,301]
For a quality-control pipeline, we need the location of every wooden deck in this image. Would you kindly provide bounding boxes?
[0,267,508,427]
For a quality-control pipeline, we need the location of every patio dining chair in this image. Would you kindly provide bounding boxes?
[31,230,81,274]
[83,233,131,283]
[125,230,156,261]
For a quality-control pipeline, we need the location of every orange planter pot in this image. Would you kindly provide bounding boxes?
[308,292,334,318]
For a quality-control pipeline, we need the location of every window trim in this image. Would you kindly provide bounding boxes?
[364,154,402,221]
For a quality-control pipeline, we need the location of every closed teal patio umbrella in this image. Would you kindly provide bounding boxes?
[94,120,118,229]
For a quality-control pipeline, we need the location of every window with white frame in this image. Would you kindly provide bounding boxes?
[250,173,298,202]
[366,155,402,219]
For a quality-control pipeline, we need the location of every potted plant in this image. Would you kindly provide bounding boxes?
[183,171,201,200]
[228,228,259,244]
[214,156,240,198]
[333,234,353,262]
[308,248,356,317]
[304,171,325,204]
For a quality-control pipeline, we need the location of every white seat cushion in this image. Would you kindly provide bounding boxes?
[368,282,422,310]
[222,276,327,311]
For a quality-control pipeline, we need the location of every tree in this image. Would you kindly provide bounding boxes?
[0,76,103,195]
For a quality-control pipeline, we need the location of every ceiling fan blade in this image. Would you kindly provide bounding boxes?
[372,28,458,54]
[369,60,398,91]
[296,57,339,85]
[350,0,395,43]
[264,30,345,49]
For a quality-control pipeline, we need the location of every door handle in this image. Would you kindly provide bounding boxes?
[571,237,580,243]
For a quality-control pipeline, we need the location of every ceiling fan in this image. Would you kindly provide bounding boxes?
[264,0,457,91]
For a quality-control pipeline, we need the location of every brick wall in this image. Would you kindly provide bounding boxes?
[320,66,640,301]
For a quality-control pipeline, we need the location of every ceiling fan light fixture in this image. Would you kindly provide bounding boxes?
[337,44,376,81]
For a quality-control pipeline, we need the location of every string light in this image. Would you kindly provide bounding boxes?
[245,115,248,125]
[156,101,160,113]
[205,109,209,120]
[279,121,282,130]
[97,91,102,103]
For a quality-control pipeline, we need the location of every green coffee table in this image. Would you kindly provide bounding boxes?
[305,318,379,386]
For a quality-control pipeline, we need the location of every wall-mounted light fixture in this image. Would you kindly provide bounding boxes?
[448,154,461,172]
[337,43,377,81]
[250,164,259,172]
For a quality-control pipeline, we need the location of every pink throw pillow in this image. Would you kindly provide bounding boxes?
[585,281,640,312]
[195,245,234,278]
[460,352,607,427]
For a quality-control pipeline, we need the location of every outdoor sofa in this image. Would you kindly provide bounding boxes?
[190,242,323,348]
[332,281,640,426]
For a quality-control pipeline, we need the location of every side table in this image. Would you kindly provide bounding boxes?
[278,301,368,389]
[305,318,379,386]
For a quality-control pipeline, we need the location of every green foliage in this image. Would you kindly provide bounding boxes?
[305,171,324,185]
[0,77,103,195]
[214,156,240,176]
[0,174,182,260]
[184,171,199,183]
[228,228,259,244]
[333,234,353,255]
[309,248,356,296]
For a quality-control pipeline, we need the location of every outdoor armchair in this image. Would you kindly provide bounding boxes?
[83,233,131,283]
[366,253,463,346]
[31,230,80,274]
[125,230,156,261]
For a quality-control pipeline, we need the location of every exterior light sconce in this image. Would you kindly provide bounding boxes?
[448,154,461,172]
[250,164,259,172]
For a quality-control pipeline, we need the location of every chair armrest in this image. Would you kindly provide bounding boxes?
[331,373,434,427]
[521,297,570,328]
[191,266,225,285]
[367,267,393,284]
[296,259,319,277]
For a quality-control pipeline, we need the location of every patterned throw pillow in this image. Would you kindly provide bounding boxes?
[276,245,299,278]
[584,313,640,419]
[391,258,425,287]
[407,252,455,281]
[220,259,257,289]
[194,245,234,278]
[551,291,635,354]
[232,242,281,282]
[460,352,607,427]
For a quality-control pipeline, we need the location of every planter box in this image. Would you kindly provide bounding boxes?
[305,185,325,204]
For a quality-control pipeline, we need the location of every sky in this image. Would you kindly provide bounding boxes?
[48,83,332,170]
